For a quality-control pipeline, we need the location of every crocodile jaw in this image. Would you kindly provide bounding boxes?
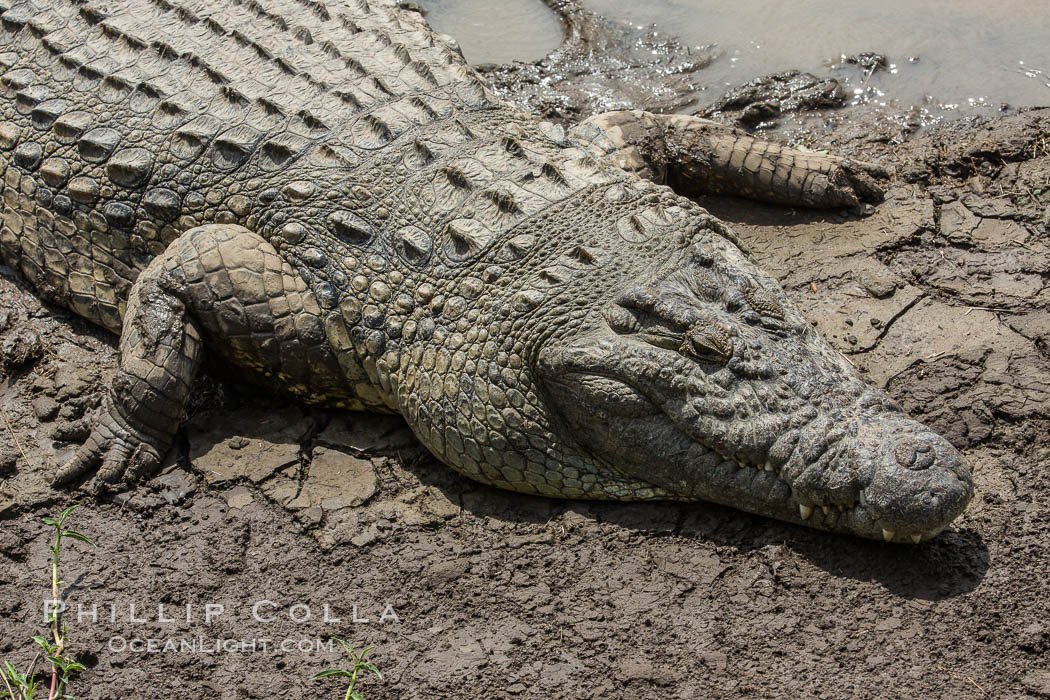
[540,332,972,542]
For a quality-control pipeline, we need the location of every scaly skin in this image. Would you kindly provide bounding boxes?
[0,0,972,541]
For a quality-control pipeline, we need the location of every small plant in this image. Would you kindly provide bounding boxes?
[1,505,96,700]
[311,640,383,700]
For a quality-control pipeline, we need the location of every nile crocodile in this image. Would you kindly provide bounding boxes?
[0,0,972,542]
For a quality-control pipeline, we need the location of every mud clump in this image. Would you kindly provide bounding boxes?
[0,327,41,373]
[840,52,890,73]
[481,0,714,120]
[705,70,848,126]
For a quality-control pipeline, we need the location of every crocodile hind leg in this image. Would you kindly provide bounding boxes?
[54,224,358,491]
[569,110,889,208]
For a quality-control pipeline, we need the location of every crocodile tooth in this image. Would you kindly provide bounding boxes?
[821,505,831,516]
[882,529,895,542]
[911,534,922,544]
[799,504,813,520]
[764,460,774,472]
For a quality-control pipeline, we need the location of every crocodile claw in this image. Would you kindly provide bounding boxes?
[53,398,162,493]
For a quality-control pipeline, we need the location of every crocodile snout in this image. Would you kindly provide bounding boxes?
[852,419,973,542]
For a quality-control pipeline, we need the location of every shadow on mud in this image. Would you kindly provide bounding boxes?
[695,194,864,229]
[436,464,990,601]
[783,525,989,600]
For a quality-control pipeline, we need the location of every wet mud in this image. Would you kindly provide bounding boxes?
[2,2,1049,698]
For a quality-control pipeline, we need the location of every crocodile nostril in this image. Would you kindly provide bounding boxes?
[894,440,936,470]
[894,441,916,468]
[914,444,935,470]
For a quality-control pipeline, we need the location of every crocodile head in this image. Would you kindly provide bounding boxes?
[539,242,973,542]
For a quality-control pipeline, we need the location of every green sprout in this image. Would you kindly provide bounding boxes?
[311,640,383,700]
[1,505,96,700]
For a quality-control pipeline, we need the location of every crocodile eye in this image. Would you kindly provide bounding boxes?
[604,304,641,335]
[682,320,733,364]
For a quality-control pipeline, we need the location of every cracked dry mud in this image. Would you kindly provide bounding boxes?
[2,81,1050,700]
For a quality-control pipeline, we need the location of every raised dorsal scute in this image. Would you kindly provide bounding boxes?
[499,234,536,262]
[53,110,92,144]
[404,138,435,170]
[393,226,432,266]
[481,188,521,215]
[142,187,180,221]
[210,124,262,170]
[328,210,374,245]
[106,147,154,188]
[78,127,121,163]
[445,218,494,261]
[307,142,359,169]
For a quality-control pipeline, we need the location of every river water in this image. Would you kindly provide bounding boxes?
[423,0,1050,114]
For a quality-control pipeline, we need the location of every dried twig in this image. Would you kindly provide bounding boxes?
[0,406,33,469]
[935,665,987,696]
[965,305,1017,315]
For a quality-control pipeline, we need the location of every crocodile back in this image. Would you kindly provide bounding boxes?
[0,0,591,330]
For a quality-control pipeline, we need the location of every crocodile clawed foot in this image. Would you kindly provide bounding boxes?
[838,158,891,205]
[53,398,162,494]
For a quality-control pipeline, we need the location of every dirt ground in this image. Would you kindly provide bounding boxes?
[2,20,1050,700]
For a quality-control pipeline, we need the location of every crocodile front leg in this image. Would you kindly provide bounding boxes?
[569,110,889,208]
[55,224,356,491]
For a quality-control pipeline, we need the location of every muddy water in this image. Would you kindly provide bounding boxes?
[423,0,1050,113]
[420,0,563,64]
